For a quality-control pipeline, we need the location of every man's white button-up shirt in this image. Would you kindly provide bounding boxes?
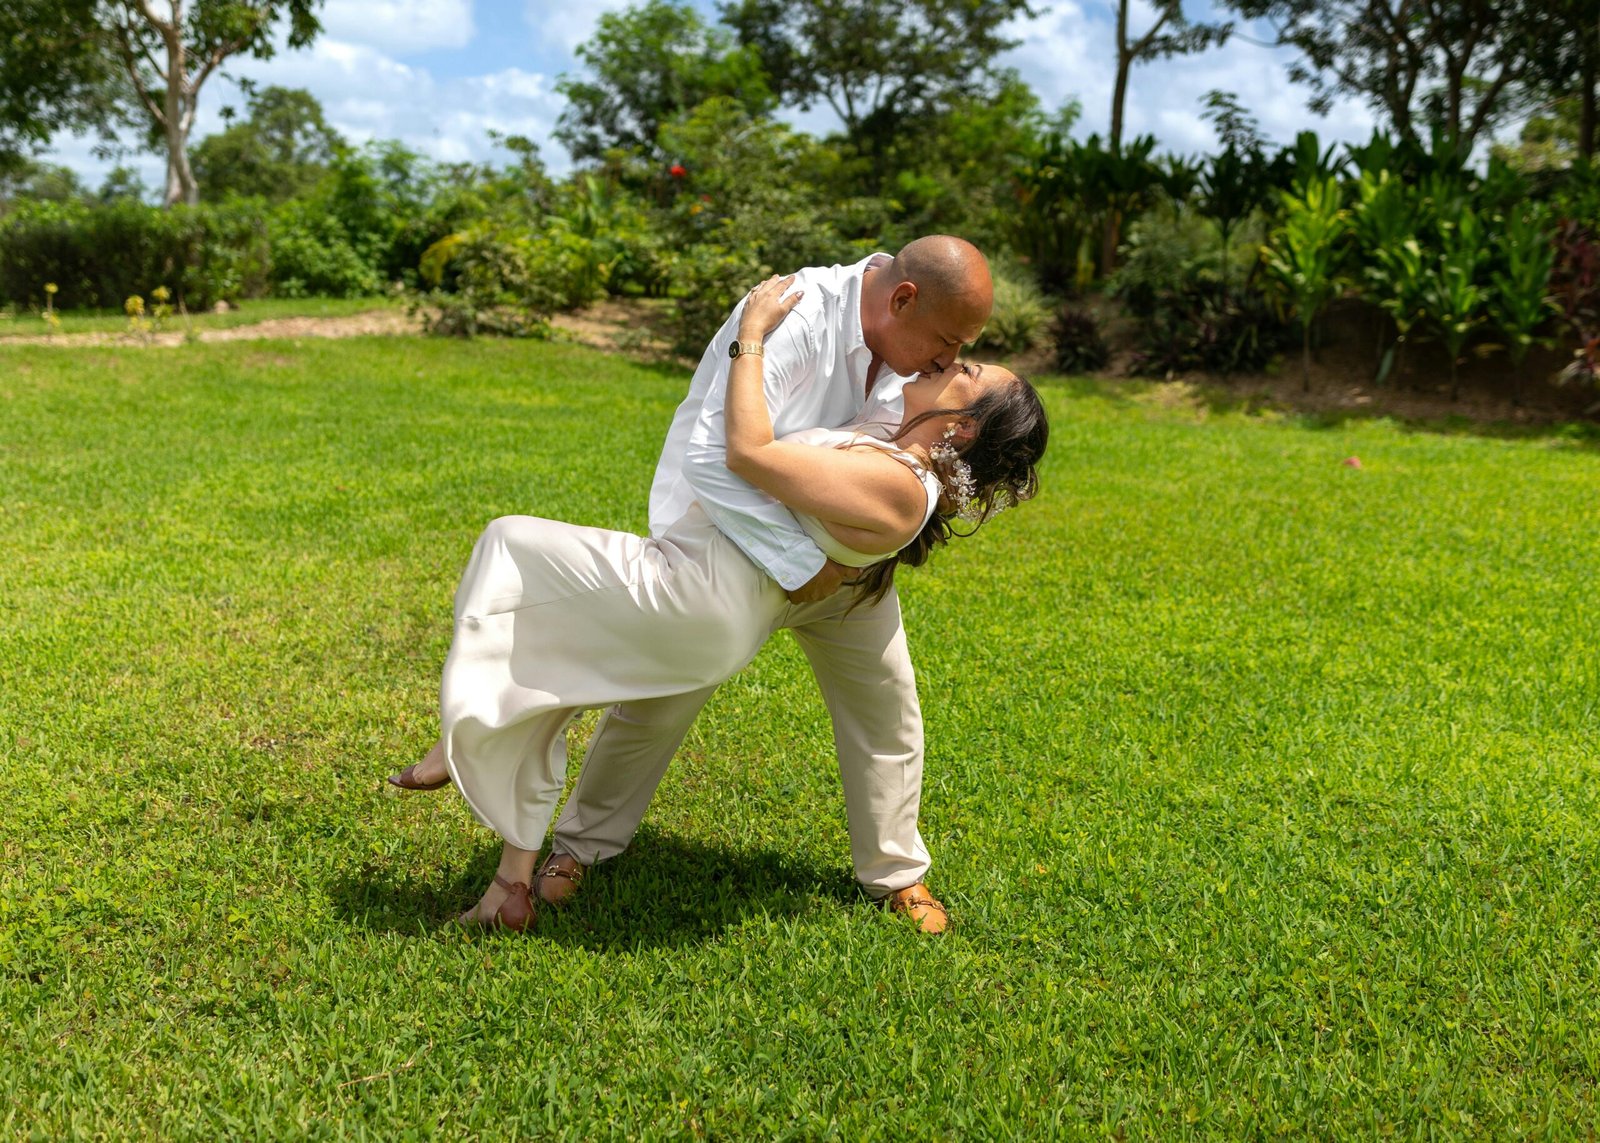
[649,254,908,591]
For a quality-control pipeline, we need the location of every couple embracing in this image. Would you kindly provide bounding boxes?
[389,235,1049,936]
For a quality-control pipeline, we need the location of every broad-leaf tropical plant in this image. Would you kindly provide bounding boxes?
[1349,169,1426,384]
[1488,202,1557,378]
[1418,206,1489,400]
[1262,174,1348,391]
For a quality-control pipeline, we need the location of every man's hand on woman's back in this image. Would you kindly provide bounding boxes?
[785,558,849,604]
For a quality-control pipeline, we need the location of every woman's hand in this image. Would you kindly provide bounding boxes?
[738,274,803,341]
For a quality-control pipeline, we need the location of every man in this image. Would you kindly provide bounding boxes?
[533,235,992,934]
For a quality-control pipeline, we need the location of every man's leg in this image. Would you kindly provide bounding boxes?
[785,584,933,899]
[548,686,718,868]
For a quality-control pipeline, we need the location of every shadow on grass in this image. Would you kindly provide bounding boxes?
[325,825,855,950]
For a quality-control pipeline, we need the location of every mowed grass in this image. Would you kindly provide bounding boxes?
[2,335,1598,1138]
[0,294,403,338]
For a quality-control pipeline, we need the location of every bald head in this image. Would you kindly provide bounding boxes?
[890,235,993,321]
[861,234,993,375]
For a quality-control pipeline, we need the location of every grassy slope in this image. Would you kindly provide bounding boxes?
[1,338,1597,1138]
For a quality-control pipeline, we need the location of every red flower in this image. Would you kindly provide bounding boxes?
[669,164,687,178]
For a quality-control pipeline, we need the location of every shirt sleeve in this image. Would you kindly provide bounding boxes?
[682,301,830,590]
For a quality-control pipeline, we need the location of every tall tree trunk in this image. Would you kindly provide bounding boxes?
[1101,0,1131,277]
[162,96,198,205]
[161,34,198,206]
[1101,207,1122,280]
[1111,0,1129,156]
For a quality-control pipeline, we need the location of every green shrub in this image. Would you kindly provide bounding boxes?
[1111,202,1267,318]
[654,98,865,353]
[1051,306,1110,373]
[974,272,1050,356]
[663,242,763,356]
[268,202,383,298]
[1129,285,1289,377]
[414,222,570,338]
[0,198,268,309]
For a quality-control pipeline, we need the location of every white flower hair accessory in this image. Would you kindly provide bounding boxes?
[930,425,980,520]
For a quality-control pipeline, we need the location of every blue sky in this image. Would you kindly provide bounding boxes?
[49,0,1383,188]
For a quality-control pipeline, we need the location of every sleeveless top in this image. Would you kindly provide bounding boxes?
[778,426,944,567]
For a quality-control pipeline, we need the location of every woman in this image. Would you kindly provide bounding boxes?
[392,275,1049,929]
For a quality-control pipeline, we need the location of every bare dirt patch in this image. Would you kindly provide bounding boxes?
[0,309,422,348]
[549,297,682,362]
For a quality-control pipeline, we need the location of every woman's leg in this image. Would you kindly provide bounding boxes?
[440,514,783,852]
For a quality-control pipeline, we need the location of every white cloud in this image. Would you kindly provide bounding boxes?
[318,0,477,55]
[227,40,564,163]
[523,0,633,56]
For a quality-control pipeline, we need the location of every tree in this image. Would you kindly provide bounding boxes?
[191,85,343,202]
[873,73,1057,249]
[109,1,323,205]
[1194,92,1271,306]
[0,0,128,168]
[1100,1,1229,273]
[555,0,773,164]
[1513,0,1600,162]
[97,164,149,202]
[720,0,1032,162]
[1111,0,1231,156]
[0,158,89,210]
[1223,0,1538,152]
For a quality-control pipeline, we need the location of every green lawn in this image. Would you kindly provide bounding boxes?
[0,294,403,338]
[2,336,1597,1137]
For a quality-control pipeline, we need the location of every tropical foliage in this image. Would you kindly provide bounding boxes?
[0,0,1595,402]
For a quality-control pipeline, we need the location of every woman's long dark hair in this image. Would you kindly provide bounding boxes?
[851,375,1049,605]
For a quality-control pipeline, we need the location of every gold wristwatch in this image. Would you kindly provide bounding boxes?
[728,340,765,359]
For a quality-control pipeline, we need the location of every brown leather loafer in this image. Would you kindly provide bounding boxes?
[533,852,588,907]
[883,883,949,935]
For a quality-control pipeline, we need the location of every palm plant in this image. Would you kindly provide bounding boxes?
[1489,202,1557,400]
[1349,171,1427,385]
[1196,144,1270,307]
[1418,208,1489,401]
[1262,175,1348,392]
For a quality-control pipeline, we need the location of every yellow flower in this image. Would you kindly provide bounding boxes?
[44,283,58,296]
[151,285,171,303]
[124,295,145,317]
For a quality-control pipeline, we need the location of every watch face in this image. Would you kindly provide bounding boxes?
[729,341,740,358]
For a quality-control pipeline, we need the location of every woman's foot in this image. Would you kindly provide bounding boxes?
[457,873,537,932]
[388,739,451,791]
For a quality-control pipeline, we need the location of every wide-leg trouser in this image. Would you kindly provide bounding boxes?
[439,508,786,852]
[548,585,931,896]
